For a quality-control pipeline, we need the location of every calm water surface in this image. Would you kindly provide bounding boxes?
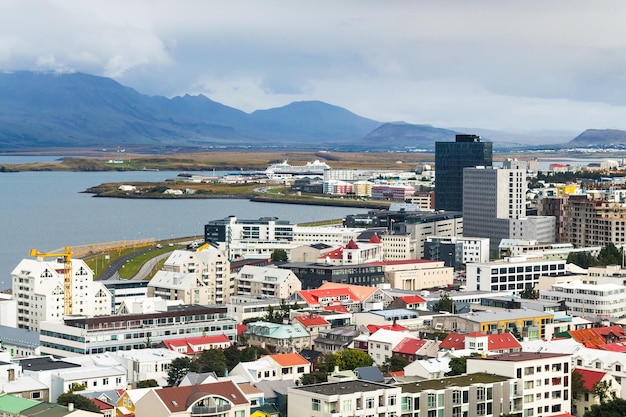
[0,170,368,289]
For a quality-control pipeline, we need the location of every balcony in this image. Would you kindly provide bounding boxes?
[191,404,231,415]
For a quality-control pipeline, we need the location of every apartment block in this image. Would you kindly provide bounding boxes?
[467,352,572,417]
[235,265,301,299]
[568,195,626,247]
[12,258,112,331]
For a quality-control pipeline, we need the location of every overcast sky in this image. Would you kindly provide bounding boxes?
[3,1,626,132]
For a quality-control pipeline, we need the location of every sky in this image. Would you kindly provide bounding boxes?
[2,1,626,132]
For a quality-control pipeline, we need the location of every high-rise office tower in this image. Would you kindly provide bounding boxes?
[435,134,492,211]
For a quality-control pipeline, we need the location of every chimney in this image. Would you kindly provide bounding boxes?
[7,368,15,382]
[68,403,74,412]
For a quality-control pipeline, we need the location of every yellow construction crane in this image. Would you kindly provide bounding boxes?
[29,247,73,316]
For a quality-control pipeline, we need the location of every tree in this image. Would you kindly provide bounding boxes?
[583,397,626,417]
[335,349,373,371]
[167,357,197,386]
[432,292,455,313]
[446,356,468,376]
[567,251,600,269]
[196,348,227,376]
[224,345,242,371]
[300,371,328,385]
[520,285,539,300]
[136,379,159,388]
[571,369,586,401]
[593,380,616,404]
[315,352,337,373]
[57,392,102,413]
[69,382,86,392]
[271,249,288,262]
[381,355,410,373]
[597,243,623,266]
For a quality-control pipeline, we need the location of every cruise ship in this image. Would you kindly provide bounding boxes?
[264,160,331,179]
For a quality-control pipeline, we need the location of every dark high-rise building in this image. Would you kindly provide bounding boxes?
[435,134,492,212]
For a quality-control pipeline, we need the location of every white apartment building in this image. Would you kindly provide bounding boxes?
[235,265,301,299]
[291,226,365,247]
[287,380,402,417]
[465,256,567,295]
[109,348,186,385]
[424,236,490,266]
[12,258,112,331]
[467,352,572,417]
[227,295,284,323]
[40,304,237,357]
[151,245,231,304]
[540,280,626,317]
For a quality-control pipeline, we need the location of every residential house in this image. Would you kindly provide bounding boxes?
[573,368,619,417]
[245,321,310,354]
[162,335,232,355]
[229,353,311,384]
[438,331,522,356]
[313,325,366,354]
[293,282,392,312]
[117,387,157,417]
[134,380,250,417]
[292,314,331,349]
[392,337,439,363]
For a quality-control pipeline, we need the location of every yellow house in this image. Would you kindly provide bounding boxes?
[556,184,578,196]
[116,387,154,417]
[251,405,281,417]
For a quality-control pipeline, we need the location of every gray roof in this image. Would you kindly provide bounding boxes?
[354,366,385,383]
[294,380,395,396]
[0,325,39,349]
[254,379,296,399]
[18,356,81,372]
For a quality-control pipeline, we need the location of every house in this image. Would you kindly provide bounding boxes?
[403,355,451,379]
[438,331,522,355]
[134,380,250,417]
[0,393,101,416]
[292,314,331,348]
[392,337,439,362]
[387,294,428,310]
[313,325,366,354]
[293,282,392,312]
[117,387,157,417]
[0,325,40,358]
[245,321,310,354]
[365,329,414,366]
[229,353,311,384]
[109,348,186,386]
[162,335,232,355]
[573,368,619,417]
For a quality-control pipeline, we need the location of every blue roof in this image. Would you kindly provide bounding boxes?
[0,325,39,349]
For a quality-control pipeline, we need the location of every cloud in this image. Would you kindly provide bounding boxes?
[2,0,626,130]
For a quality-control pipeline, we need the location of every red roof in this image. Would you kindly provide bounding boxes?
[323,246,344,260]
[297,287,358,305]
[598,342,626,352]
[237,324,248,336]
[368,324,408,333]
[91,398,114,410]
[388,370,404,377]
[345,239,359,249]
[568,329,606,348]
[270,352,310,367]
[323,305,350,313]
[485,333,521,351]
[163,335,231,354]
[592,325,626,340]
[393,337,428,355]
[398,295,426,304]
[575,368,607,392]
[368,234,381,244]
[294,315,330,327]
[440,333,466,350]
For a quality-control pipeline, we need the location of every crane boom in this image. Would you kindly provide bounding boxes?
[29,247,73,316]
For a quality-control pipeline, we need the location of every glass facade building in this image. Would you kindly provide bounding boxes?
[435,134,492,212]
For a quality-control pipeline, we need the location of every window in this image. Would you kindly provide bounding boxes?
[343,400,352,412]
[366,397,375,409]
[388,395,396,406]
[427,393,436,408]
[312,399,320,411]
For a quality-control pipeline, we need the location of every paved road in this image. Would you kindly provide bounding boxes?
[98,247,159,280]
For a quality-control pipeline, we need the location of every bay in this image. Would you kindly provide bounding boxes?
[0,170,369,290]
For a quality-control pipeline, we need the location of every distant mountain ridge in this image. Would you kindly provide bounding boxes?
[0,70,591,151]
[567,129,626,146]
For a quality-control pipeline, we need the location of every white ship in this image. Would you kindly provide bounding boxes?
[264,160,331,179]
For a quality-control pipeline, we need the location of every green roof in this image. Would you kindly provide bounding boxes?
[0,393,40,415]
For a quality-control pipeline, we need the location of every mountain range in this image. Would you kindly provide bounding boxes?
[0,71,621,151]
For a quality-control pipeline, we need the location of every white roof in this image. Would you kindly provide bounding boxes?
[55,365,126,380]
[0,375,48,393]
[521,338,583,355]
[148,270,198,290]
[368,329,414,347]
